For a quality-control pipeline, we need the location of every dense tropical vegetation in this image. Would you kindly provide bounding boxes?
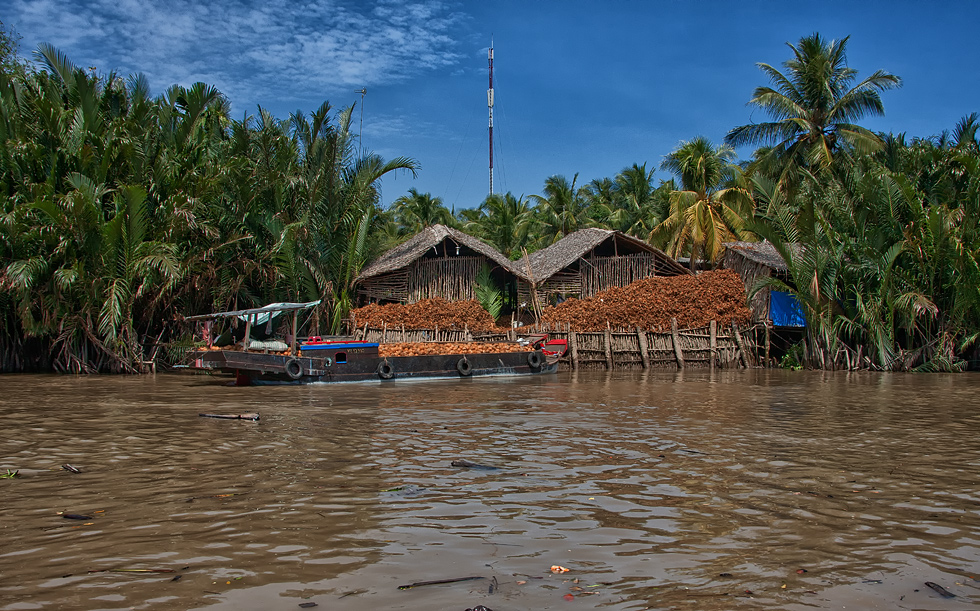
[0,40,416,372]
[2,27,978,372]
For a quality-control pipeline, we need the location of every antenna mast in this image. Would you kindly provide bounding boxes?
[488,40,494,196]
[355,88,366,157]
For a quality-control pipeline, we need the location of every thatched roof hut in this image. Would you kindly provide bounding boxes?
[356,224,526,304]
[518,228,689,306]
[722,241,804,326]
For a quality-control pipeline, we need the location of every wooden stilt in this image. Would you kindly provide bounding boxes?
[636,327,649,369]
[732,322,749,368]
[569,331,579,370]
[764,323,771,367]
[709,320,717,370]
[604,325,613,370]
[671,318,684,369]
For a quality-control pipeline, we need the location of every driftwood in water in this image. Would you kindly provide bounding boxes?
[397,576,485,590]
[451,459,498,470]
[925,582,956,598]
[199,413,259,421]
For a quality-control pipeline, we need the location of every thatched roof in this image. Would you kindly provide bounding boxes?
[525,228,690,281]
[723,241,793,272]
[357,224,527,281]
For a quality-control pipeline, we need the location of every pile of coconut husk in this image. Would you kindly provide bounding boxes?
[539,269,752,331]
[379,342,529,357]
[351,298,499,332]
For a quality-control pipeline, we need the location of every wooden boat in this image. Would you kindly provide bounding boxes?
[183,302,565,385]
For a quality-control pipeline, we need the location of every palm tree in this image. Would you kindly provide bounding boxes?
[472,192,533,258]
[725,33,901,188]
[390,188,454,235]
[654,137,753,266]
[599,163,671,238]
[529,174,589,246]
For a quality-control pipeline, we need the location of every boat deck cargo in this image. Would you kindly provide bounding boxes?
[183,302,566,385]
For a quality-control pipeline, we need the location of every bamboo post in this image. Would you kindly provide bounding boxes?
[522,249,543,326]
[434,325,439,342]
[243,314,253,353]
[382,322,387,344]
[709,320,717,370]
[636,327,649,369]
[401,325,406,343]
[670,317,684,369]
[732,322,749,368]
[764,323,771,367]
[362,322,368,341]
[291,310,299,356]
[604,325,613,370]
[569,330,579,370]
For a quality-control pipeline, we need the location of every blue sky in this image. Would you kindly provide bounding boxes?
[5,1,979,210]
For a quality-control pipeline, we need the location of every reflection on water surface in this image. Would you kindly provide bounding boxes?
[1,370,978,610]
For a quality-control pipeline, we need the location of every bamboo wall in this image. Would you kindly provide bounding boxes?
[358,269,409,302]
[351,319,771,369]
[722,252,772,322]
[410,256,484,302]
[517,270,578,306]
[580,253,664,295]
[518,253,671,305]
[358,256,485,304]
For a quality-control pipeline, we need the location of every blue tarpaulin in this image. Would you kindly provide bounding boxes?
[770,291,806,327]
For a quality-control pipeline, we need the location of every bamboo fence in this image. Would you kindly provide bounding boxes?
[351,319,772,369]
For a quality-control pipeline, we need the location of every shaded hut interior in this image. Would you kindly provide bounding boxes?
[519,228,690,309]
[356,225,523,306]
[722,241,803,327]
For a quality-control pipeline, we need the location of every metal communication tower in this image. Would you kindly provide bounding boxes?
[488,41,494,196]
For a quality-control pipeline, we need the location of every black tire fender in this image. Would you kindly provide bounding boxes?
[457,357,472,376]
[527,351,542,369]
[284,358,303,380]
[377,361,395,380]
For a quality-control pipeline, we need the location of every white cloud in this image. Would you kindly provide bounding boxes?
[8,0,465,110]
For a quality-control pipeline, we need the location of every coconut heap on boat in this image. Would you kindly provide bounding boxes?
[351,298,501,333]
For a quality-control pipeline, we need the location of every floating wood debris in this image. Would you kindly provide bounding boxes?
[398,576,485,590]
[451,459,499,470]
[925,582,955,598]
[199,413,259,421]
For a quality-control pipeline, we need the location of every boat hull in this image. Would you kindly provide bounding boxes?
[187,348,556,384]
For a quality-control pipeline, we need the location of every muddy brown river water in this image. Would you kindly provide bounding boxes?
[1,370,979,610]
